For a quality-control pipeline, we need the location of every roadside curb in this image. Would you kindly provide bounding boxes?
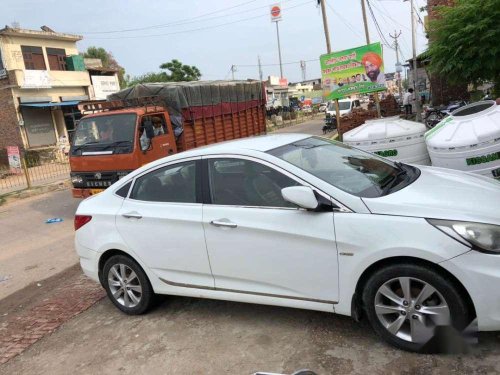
[0,179,71,206]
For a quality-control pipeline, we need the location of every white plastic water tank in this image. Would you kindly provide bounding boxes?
[343,116,431,165]
[425,101,500,179]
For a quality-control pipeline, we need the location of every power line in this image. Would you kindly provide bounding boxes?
[235,58,319,68]
[85,1,312,40]
[73,0,260,34]
[366,0,395,49]
[325,1,365,40]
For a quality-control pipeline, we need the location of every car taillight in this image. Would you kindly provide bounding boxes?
[74,215,92,231]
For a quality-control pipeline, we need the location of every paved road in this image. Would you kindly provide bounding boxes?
[273,116,327,136]
[0,190,81,299]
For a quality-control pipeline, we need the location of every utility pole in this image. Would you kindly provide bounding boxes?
[319,0,342,138]
[319,0,332,53]
[258,56,263,81]
[360,0,370,44]
[231,65,236,80]
[360,0,382,117]
[410,0,422,122]
[389,30,403,99]
[300,60,306,81]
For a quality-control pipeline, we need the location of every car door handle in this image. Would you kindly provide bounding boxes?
[210,220,237,228]
[122,212,143,219]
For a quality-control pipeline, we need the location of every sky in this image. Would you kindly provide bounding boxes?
[2,0,428,83]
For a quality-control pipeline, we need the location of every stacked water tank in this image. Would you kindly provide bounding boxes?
[424,101,500,179]
[343,116,431,165]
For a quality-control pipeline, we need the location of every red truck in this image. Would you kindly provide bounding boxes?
[70,81,267,198]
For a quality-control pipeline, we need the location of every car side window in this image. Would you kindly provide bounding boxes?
[130,161,197,203]
[208,159,301,208]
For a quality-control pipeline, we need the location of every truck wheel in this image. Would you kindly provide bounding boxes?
[103,255,155,315]
[362,263,471,353]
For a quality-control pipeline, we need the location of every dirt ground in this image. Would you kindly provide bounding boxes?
[1,285,500,375]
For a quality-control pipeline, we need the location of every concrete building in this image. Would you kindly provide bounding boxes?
[0,26,91,151]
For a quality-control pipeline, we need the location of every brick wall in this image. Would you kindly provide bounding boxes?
[0,71,23,151]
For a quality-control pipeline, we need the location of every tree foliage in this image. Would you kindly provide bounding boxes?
[126,59,201,86]
[427,0,500,96]
[83,46,126,88]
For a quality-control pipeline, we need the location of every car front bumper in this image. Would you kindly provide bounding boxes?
[441,250,500,331]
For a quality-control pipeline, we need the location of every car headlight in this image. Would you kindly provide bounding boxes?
[427,219,500,254]
[71,175,83,184]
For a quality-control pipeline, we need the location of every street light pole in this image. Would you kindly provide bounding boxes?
[276,21,284,78]
[410,0,422,121]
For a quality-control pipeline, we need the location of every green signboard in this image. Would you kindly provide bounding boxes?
[320,42,386,100]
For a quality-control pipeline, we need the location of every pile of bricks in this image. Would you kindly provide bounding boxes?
[338,108,378,136]
[368,95,401,117]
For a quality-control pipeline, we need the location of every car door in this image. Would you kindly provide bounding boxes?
[115,157,215,288]
[202,156,339,303]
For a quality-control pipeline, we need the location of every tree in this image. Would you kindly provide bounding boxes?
[427,0,500,97]
[83,46,126,89]
[126,59,201,86]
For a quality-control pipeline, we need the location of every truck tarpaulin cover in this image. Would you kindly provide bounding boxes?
[108,80,265,136]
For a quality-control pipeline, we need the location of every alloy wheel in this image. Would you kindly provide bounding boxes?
[374,277,451,344]
[108,264,143,308]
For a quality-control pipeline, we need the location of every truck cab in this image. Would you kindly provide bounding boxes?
[70,103,177,198]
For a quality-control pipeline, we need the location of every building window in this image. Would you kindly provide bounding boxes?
[21,46,46,70]
[46,48,66,71]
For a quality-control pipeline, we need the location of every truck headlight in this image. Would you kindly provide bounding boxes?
[71,175,83,184]
[427,219,500,254]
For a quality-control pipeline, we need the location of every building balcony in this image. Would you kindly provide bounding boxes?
[12,69,90,89]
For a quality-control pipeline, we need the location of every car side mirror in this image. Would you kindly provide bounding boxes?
[281,186,319,210]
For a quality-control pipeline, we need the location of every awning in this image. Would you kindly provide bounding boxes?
[20,100,80,108]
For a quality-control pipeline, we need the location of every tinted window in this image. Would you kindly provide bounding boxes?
[130,161,197,203]
[208,159,300,208]
[115,181,132,198]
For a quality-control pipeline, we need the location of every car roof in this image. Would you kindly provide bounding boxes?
[180,133,311,157]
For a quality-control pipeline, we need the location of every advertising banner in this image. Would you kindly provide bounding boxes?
[7,146,22,174]
[320,42,386,100]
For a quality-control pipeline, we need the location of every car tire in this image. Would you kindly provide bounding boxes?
[362,263,471,353]
[102,255,155,315]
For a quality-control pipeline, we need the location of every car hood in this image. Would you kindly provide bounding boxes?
[362,166,500,225]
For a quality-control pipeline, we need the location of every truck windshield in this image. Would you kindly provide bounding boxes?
[73,114,137,147]
[268,137,419,198]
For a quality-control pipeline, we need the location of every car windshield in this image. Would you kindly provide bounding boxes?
[268,137,418,198]
[73,114,137,147]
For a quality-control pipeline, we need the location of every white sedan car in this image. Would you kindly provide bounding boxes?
[75,134,500,352]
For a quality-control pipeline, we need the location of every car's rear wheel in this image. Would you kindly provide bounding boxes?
[102,255,155,315]
[362,263,471,352]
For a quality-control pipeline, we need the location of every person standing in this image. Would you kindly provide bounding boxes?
[403,88,414,117]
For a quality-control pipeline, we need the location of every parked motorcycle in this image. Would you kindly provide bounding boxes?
[322,113,337,134]
[424,100,468,129]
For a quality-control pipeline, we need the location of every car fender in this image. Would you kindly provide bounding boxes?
[332,213,471,316]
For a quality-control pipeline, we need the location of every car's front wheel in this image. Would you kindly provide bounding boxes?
[362,263,471,352]
[102,255,155,315]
